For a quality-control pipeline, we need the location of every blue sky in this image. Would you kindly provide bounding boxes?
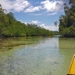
[0,0,69,31]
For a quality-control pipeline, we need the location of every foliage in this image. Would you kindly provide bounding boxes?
[59,3,75,37]
[54,21,57,27]
[0,4,54,38]
[69,0,75,4]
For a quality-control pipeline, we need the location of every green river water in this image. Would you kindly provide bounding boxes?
[0,37,75,75]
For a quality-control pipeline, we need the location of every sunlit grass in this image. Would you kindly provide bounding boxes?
[59,38,75,49]
[0,37,41,51]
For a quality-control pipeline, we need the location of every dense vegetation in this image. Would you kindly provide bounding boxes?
[0,4,54,38]
[59,2,75,37]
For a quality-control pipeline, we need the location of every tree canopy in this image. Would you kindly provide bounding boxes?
[0,4,54,38]
[59,3,75,37]
[69,0,75,4]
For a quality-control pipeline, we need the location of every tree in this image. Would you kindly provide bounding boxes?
[54,21,57,27]
[0,4,54,37]
[69,0,75,4]
[59,3,75,37]
[0,4,4,14]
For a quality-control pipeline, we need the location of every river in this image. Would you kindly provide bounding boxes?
[0,37,75,75]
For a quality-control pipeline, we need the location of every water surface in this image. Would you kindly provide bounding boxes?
[0,37,75,75]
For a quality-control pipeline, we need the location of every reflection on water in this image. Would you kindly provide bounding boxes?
[59,38,75,75]
[0,37,75,75]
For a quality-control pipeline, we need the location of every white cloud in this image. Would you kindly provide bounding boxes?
[40,24,59,31]
[47,12,57,15]
[19,20,41,25]
[40,24,45,27]
[30,13,42,16]
[13,0,30,12]
[19,20,28,25]
[0,0,64,13]
[0,0,30,12]
[24,0,64,13]
[24,6,41,13]
[41,0,64,12]
[31,20,41,24]
[34,13,42,16]
[0,0,13,10]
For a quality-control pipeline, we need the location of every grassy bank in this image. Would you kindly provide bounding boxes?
[0,37,42,52]
[59,38,75,49]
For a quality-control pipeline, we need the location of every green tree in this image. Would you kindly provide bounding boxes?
[0,4,54,37]
[69,0,75,4]
[59,3,75,37]
[54,21,57,27]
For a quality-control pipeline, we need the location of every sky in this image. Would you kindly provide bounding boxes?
[0,0,69,31]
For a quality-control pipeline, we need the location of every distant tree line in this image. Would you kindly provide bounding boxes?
[59,2,75,37]
[0,4,54,38]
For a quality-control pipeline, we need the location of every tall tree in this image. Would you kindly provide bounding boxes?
[59,3,75,37]
[0,4,54,37]
[54,21,57,27]
[69,0,75,4]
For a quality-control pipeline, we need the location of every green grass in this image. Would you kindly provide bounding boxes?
[0,37,41,51]
[59,38,75,49]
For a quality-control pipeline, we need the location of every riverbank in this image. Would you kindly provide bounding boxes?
[0,37,42,52]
